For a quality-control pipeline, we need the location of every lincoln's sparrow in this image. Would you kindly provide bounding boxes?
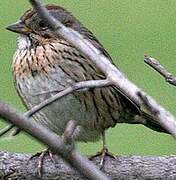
[7,5,169,160]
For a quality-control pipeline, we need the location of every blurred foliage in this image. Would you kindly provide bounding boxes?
[0,0,175,155]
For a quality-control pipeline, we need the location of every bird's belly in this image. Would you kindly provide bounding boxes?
[15,69,104,142]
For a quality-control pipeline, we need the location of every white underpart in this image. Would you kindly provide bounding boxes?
[17,35,31,50]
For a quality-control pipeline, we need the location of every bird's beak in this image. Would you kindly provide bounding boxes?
[6,21,32,34]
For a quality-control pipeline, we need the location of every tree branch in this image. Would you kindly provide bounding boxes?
[0,151,176,179]
[28,0,176,137]
[0,79,110,136]
[0,124,14,136]
[144,55,176,86]
[25,79,110,118]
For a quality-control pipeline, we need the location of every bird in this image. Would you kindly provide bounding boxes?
[6,4,169,170]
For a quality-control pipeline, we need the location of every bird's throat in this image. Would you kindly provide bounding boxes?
[17,35,31,50]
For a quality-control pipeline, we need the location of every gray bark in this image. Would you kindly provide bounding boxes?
[0,151,176,180]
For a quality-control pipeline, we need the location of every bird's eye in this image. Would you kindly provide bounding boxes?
[38,21,47,30]
[65,21,72,27]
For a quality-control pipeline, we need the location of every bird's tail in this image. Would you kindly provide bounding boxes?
[137,112,170,134]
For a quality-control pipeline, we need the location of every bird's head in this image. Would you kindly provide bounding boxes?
[6,5,83,47]
[6,4,110,59]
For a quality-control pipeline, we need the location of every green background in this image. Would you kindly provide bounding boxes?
[0,0,175,155]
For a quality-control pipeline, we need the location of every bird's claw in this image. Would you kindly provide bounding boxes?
[89,146,116,169]
[28,149,56,177]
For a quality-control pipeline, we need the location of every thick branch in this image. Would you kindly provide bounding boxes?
[0,151,176,179]
[0,103,109,180]
[144,55,176,86]
[28,0,176,137]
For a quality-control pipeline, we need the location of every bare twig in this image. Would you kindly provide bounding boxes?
[137,91,176,133]
[0,102,109,180]
[28,0,176,137]
[0,79,110,136]
[144,55,176,86]
[0,124,14,136]
[25,79,110,118]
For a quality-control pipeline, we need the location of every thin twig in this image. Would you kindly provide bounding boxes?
[0,79,110,136]
[144,55,176,86]
[28,0,176,137]
[0,102,109,180]
[25,79,110,118]
[0,124,14,136]
[137,91,176,135]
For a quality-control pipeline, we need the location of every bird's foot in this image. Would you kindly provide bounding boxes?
[28,149,55,177]
[89,146,116,169]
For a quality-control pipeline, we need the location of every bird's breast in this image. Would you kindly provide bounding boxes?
[13,45,55,79]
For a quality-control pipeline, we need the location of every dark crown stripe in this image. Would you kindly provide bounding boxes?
[20,5,68,21]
